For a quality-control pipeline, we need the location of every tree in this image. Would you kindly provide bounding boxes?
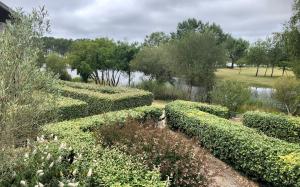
[246,41,269,77]
[131,45,173,83]
[273,77,300,115]
[143,32,170,47]
[0,7,58,148]
[42,37,73,55]
[225,36,249,69]
[45,53,71,80]
[172,18,228,44]
[211,80,251,115]
[170,32,226,100]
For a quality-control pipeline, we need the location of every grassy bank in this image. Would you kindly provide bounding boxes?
[215,67,295,88]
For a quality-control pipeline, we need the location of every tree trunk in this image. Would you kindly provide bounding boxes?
[128,71,131,86]
[255,65,260,77]
[187,81,193,100]
[101,70,104,85]
[231,61,234,69]
[264,65,268,77]
[271,65,275,77]
[282,66,286,76]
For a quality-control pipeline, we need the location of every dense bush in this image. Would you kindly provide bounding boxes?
[170,100,229,119]
[96,120,208,187]
[135,80,188,100]
[273,77,300,115]
[166,101,300,186]
[57,81,153,115]
[243,111,300,143]
[211,80,251,115]
[40,106,166,186]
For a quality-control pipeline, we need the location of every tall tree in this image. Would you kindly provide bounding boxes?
[170,32,226,100]
[225,36,249,69]
[42,36,73,55]
[246,41,269,77]
[143,32,170,47]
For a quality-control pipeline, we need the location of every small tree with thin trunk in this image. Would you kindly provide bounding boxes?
[246,41,269,77]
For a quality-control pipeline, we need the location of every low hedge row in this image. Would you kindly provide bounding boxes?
[243,111,300,143]
[57,81,153,116]
[57,96,89,120]
[166,101,300,187]
[42,106,166,186]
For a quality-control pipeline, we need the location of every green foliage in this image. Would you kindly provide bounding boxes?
[246,41,269,76]
[170,32,226,99]
[58,81,153,115]
[169,100,229,119]
[45,53,71,81]
[42,36,73,55]
[273,77,300,115]
[96,120,207,187]
[143,32,170,47]
[41,106,166,186]
[165,101,300,186]
[131,45,174,83]
[225,36,249,68]
[243,111,300,143]
[136,80,188,100]
[211,80,251,114]
[0,8,58,147]
[56,96,88,121]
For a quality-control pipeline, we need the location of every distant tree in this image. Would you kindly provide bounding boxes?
[172,18,228,44]
[45,53,71,80]
[246,41,269,77]
[170,32,226,100]
[42,37,73,55]
[143,32,170,47]
[131,45,173,83]
[225,36,249,69]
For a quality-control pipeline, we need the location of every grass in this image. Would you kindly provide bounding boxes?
[215,67,295,88]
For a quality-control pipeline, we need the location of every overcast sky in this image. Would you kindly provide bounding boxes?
[2,0,294,43]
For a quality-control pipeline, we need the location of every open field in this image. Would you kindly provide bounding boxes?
[215,67,296,88]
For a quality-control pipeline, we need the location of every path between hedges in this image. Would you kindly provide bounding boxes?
[158,114,259,187]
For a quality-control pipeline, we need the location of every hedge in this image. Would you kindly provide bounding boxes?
[243,111,300,143]
[166,101,300,187]
[57,81,153,116]
[42,106,166,186]
[57,96,89,120]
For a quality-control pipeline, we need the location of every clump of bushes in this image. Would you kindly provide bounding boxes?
[243,111,300,143]
[96,119,208,187]
[166,101,300,186]
[211,80,251,115]
[136,80,188,100]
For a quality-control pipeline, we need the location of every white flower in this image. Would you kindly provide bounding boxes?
[58,181,64,187]
[77,154,82,160]
[56,156,62,163]
[87,168,92,177]
[36,170,44,177]
[46,153,51,160]
[49,161,54,168]
[59,143,66,150]
[20,180,27,186]
[32,149,37,155]
[36,182,44,187]
[54,136,58,141]
[72,169,77,175]
[24,153,29,159]
[38,172,44,177]
[67,182,79,187]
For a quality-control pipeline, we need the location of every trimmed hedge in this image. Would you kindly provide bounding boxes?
[166,101,300,187]
[57,81,153,116]
[42,106,166,186]
[57,96,89,120]
[243,111,300,143]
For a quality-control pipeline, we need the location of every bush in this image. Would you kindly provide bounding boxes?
[135,80,188,100]
[243,111,300,143]
[166,101,300,186]
[273,77,300,115]
[96,120,208,187]
[57,81,154,115]
[40,106,166,186]
[211,80,251,114]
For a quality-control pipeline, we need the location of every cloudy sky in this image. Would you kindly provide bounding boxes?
[2,0,294,42]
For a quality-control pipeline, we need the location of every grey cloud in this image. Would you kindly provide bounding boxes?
[2,0,294,42]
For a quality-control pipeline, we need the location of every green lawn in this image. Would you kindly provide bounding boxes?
[215,67,296,88]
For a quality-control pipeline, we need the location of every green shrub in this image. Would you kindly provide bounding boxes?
[41,106,166,186]
[57,81,153,115]
[170,100,230,119]
[136,80,188,100]
[166,101,300,186]
[56,96,89,120]
[211,80,251,115]
[243,111,300,143]
[96,120,208,187]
